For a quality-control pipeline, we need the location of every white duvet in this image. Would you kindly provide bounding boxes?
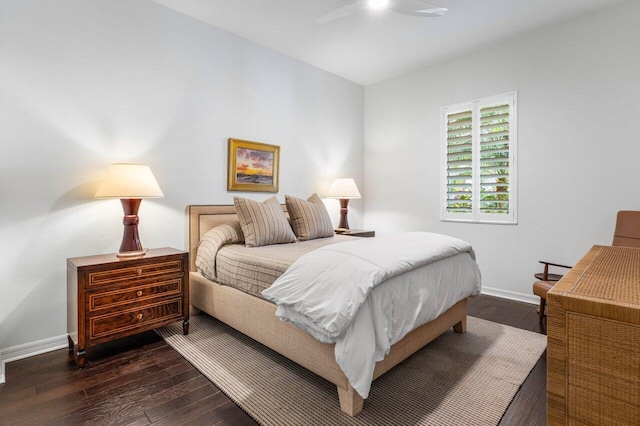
[261,232,482,398]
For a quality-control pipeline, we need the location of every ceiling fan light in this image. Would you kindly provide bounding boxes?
[367,0,389,10]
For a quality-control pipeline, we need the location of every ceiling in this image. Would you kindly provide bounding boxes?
[152,0,629,86]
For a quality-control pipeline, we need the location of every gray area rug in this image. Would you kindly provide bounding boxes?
[157,314,546,425]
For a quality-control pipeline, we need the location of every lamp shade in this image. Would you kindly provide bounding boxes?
[327,178,361,199]
[94,164,164,199]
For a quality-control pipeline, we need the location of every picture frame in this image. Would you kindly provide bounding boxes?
[227,138,280,192]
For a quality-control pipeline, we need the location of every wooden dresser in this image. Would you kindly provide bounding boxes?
[67,247,189,367]
[547,245,640,425]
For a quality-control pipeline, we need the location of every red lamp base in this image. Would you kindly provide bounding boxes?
[117,198,147,258]
[338,198,351,230]
[117,248,147,258]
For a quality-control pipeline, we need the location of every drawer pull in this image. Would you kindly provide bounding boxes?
[137,269,143,275]
[136,313,143,320]
[136,290,143,297]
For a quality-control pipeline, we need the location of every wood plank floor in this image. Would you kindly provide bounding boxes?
[0,295,546,425]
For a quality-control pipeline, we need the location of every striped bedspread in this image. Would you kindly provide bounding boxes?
[211,235,356,297]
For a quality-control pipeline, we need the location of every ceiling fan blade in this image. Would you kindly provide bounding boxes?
[315,1,361,24]
[391,0,448,17]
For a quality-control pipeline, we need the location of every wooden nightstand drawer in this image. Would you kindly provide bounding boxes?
[90,298,183,341]
[88,278,183,311]
[88,260,183,287]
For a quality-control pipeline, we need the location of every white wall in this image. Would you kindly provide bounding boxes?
[364,1,640,301]
[0,0,364,359]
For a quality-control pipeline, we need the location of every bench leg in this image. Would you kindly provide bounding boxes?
[337,383,363,416]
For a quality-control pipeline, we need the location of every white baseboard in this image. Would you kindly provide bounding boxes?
[0,335,68,384]
[481,286,539,305]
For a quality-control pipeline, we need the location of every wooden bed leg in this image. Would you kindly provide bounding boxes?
[453,317,467,333]
[337,384,363,417]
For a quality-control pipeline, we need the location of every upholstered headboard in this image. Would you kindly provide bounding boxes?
[187,204,288,272]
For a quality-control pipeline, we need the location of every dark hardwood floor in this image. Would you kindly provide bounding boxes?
[0,295,546,425]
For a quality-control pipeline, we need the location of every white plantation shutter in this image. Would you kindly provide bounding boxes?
[479,102,511,216]
[441,92,517,224]
[445,109,474,215]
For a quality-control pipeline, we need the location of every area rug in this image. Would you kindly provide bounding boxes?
[157,315,546,425]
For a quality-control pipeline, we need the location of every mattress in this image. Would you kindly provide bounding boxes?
[214,235,355,297]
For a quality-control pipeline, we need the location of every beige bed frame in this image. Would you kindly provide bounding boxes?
[187,204,468,416]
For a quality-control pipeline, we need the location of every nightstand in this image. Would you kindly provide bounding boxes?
[67,247,189,368]
[337,229,375,238]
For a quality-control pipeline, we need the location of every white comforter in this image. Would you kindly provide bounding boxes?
[261,232,482,398]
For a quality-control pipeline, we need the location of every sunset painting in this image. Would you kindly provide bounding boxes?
[235,148,274,185]
[227,138,280,192]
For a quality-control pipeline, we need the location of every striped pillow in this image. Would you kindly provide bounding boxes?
[285,193,334,241]
[234,196,297,247]
[195,221,244,281]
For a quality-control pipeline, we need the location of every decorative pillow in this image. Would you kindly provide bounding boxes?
[234,196,297,247]
[285,193,334,241]
[195,221,245,280]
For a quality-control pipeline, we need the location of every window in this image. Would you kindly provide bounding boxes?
[441,92,517,224]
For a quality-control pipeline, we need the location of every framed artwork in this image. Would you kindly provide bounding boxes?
[227,138,280,192]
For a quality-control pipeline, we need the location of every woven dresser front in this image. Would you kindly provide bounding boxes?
[547,245,640,425]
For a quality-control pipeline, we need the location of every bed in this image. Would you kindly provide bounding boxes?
[187,203,480,416]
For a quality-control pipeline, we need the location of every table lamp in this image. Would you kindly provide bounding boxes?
[94,163,164,257]
[327,178,361,230]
